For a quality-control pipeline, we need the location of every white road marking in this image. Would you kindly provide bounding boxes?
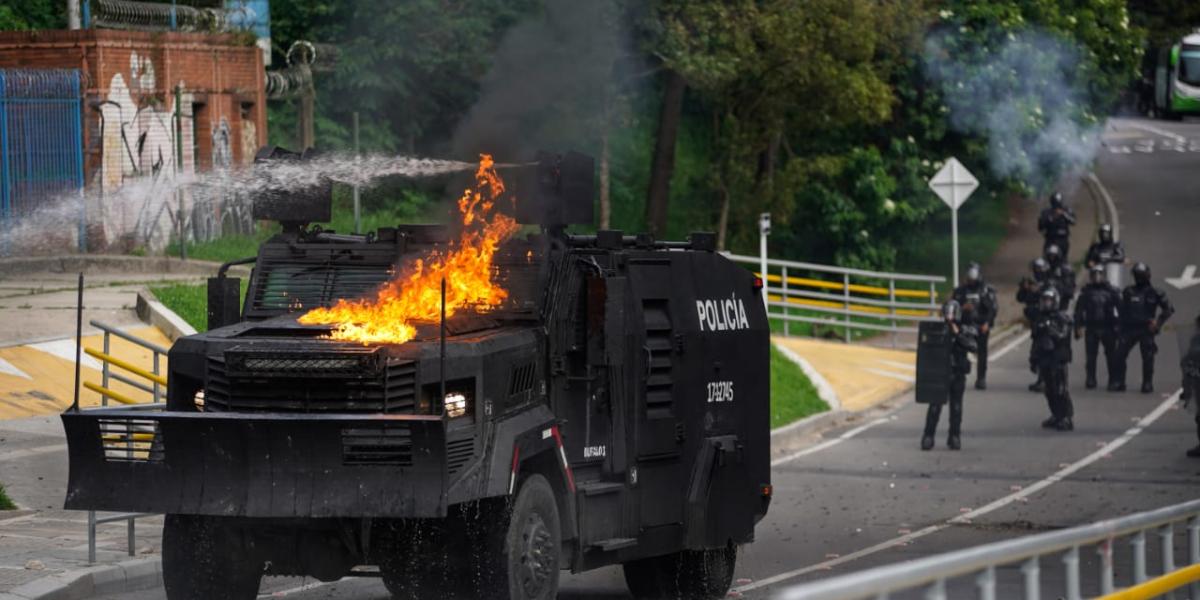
[1166,265,1200,290]
[876,359,915,371]
[987,331,1030,362]
[257,580,338,597]
[0,358,30,380]
[1086,172,1120,241]
[737,390,1182,593]
[1124,121,1188,144]
[28,338,102,370]
[771,416,895,466]
[862,367,915,383]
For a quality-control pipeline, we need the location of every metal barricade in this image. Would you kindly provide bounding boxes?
[726,254,945,344]
[80,320,168,563]
[776,498,1200,600]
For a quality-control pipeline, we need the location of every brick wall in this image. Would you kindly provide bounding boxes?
[0,30,267,251]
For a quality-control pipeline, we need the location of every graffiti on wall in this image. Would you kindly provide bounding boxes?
[95,51,255,252]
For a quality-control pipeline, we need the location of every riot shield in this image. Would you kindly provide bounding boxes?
[1105,261,1124,289]
[916,321,951,405]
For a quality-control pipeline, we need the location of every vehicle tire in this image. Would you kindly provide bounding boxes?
[622,544,738,600]
[162,515,262,600]
[471,474,562,600]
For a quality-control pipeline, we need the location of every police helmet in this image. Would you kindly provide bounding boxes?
[943,299,962,323]
[1045,244,1062,265]
[1098,223,1113,243]
[965,262,982,284]
[1050,191,1064,208]
[1039,287,1060,312]
[1032,257,1049,274]
[1089,264,1105,285]
[1132,262,1151,286]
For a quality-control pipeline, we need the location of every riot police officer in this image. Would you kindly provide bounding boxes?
[1032,288,1074,431]
[952,262,997,389]
[1073,265,1121,389]
[1038,191,1076,256]
[1111,262,1174,393]
[1018,258,1053,391]
[1044,244,1075,310]
[921,300,978,451]
[1179,315,1200,458]
[1085,224,1125,269]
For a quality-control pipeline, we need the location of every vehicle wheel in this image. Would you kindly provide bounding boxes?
[470,474,562,600]
[162,515,261,600]
[623,544,738,600]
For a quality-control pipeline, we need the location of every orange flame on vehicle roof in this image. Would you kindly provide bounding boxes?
[298,155,520,344]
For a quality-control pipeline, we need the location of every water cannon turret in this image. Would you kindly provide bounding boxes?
[514,151,595,228]
[251,145,333,232]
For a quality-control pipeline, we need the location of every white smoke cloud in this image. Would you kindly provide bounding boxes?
[924,28,1103,192]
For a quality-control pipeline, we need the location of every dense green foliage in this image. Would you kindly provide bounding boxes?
[0,1,1171,275]
[151,279,248,332]
[263,0,1149,277]
[0,0,64,30]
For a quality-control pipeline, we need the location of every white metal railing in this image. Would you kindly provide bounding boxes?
[726,254,946,344]
[776,498,1200,600]
[81,320,167,563]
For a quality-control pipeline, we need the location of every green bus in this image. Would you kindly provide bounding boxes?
[1148,32,1200,119]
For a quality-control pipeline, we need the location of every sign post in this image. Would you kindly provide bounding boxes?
[759,212,771,311]
[929,158,979,288]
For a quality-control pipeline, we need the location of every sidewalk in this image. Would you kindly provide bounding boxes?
[774,336,916,412]
[0,259,205,598]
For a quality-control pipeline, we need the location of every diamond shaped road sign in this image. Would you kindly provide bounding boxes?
[929,157,979,210]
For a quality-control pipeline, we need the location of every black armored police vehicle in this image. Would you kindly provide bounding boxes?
[60,150,772,600]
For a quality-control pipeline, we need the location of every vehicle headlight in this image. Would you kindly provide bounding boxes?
[444,392,468,418]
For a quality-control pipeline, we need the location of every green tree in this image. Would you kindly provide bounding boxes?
[0,0,65,31]
[1129,0,1200,46]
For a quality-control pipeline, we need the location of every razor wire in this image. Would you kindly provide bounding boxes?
[90,0,256,33]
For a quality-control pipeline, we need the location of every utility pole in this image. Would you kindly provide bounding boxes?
[174,85,187,261]
[352,111,361,234]
[298,80,315,150]
[67,0,81,29]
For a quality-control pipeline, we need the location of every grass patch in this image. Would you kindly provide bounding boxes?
[151,280,248,333]
[770,344,827,428]
[0,483,16,510]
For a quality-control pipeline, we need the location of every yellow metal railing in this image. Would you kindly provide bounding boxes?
[1097,563,1200,600]
[82,320,169,408]
[762,273,934,299]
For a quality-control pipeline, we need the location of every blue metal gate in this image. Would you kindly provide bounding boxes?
[0,69,86,251]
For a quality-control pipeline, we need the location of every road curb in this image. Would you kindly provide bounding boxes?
[136,288,198,342]
[5,557,162,600]
[0,255,222,277]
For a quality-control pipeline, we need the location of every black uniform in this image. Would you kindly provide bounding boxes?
[1017,275,1052,389]
[1085,240,1125,268]
[1033,308,1074,429]
[1073,281,1121,388]
[1047,263,1076,310]
[1113,283,1174,391]
[1179,325,1200,457]
[952,281,997,386]
[1038,206,1076,257]
[922,322,977,449]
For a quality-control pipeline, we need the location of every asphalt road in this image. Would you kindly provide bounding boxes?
[97,117,1200,599]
